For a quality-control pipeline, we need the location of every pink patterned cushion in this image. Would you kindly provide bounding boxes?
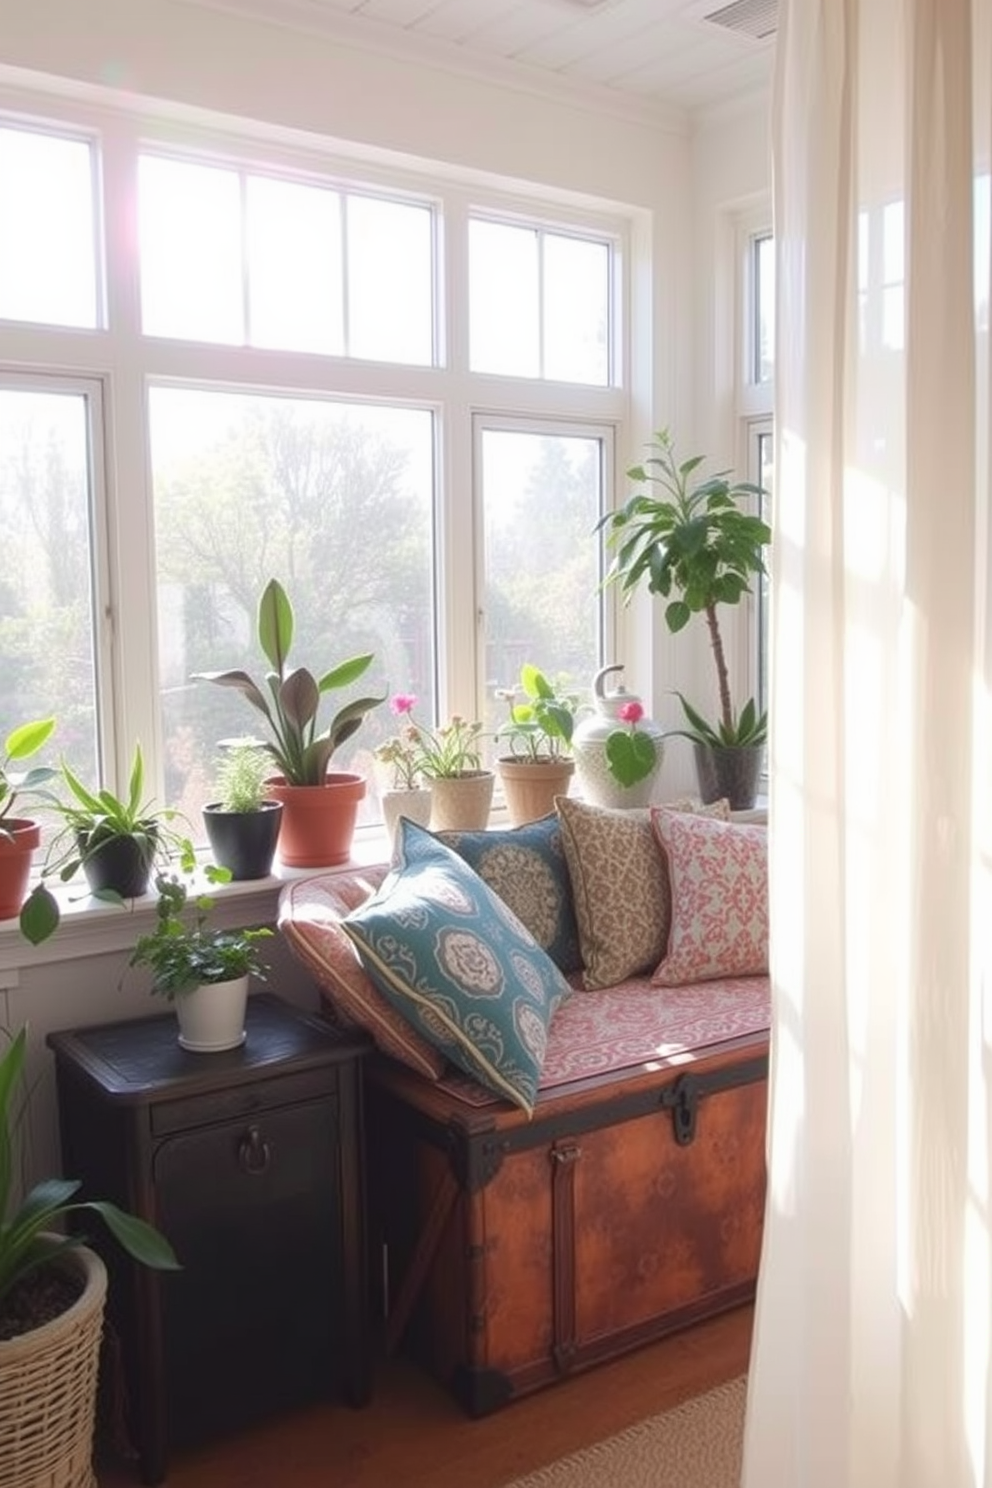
[650,809,768,984]
[278,871,446,1080]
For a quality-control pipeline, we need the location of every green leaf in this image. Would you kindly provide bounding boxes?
[257,578,294,676]
[5,719,55,761]
[666,600,691,633]
[78,1202,181,1270]
[19,884,60,945]
[605,729,657,787]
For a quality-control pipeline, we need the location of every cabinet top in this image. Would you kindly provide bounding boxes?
[46,993,369,1102]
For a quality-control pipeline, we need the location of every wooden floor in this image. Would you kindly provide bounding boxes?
[98,1305,753,1488]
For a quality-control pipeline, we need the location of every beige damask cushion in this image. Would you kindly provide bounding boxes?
[556,795,732,991]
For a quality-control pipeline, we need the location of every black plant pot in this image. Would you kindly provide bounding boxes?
[203,801,283,881]
[80,831,157,899]
[692,741,765,811]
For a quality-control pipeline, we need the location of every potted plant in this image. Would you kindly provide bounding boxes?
[373,695,433,848]
[194,577,385,867]
[601,429,771,808]
[129,873,272,1052]
[44,743,195,903]
[494,664,578,825]
[403,709,494,832]
[202,742,283,881]
[0,1023,179,1486]
[0,717,60,944]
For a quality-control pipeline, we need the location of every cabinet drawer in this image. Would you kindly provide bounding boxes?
[150,1066,339,1136]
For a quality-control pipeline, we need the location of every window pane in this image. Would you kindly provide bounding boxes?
[139,156,243,343]
[0,128,98,329]
[469,220,539,377]
[0,386,99,789]
[246,176,343,354]
[543,234,609,385]
[481,428,602,745]
[149,388,436,833]
[754,233,775,383]
[346,196,433,364]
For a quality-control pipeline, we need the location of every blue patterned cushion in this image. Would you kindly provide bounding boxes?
[340,819,570,1115]
[436,815,582,975]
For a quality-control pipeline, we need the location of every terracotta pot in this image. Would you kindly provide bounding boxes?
[174,976,250,1053]
[496,757,575,827]
[0,819,40,922]
[428,771,495,832]
[266,774,366,868]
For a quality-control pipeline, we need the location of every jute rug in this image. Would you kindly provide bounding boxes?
[501,1375,747,1488]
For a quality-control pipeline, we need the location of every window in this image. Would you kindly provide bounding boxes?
[469,218,613,384]
[0,377,104,787]
[0,125,99,329]
[138,154,435,363]
[0,103,625,847]
[741,221,775,727]
[477,420,607,741]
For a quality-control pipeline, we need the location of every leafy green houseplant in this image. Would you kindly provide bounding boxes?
[495,665,577,763]
[0,718,60,946]
[44,744,195,902]
[0,1023,179,1330]
[602,430,770,750]
[130,874,272,1052]
[601,430,770,808]
[194,577,385,787]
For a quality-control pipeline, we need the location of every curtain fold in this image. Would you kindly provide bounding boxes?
[745,1,992,1482]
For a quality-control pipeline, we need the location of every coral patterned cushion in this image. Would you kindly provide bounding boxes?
[650,809,769,984]
[278,871,446,1081]
[556,795,731,991]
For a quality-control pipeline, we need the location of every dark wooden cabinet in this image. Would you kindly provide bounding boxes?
[47,993,370,1485]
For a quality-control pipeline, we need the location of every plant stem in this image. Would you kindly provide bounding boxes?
[704,602,734,736]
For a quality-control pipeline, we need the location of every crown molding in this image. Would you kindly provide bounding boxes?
[170,0,688,136]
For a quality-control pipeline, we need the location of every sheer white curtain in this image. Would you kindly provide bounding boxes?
[744,1,992,1484]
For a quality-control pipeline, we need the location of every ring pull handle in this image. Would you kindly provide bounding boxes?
[238,1123,272,1175]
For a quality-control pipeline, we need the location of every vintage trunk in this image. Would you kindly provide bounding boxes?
[365,1026,769,1416]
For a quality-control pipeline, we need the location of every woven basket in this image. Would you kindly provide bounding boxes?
[0,1245,107,1488]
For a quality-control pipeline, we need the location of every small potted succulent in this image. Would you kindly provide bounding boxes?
[194,577,385,867]
[129,873,272,1052]
[601,429,770,808]
[494,664,578,825]
[202,742,283,881]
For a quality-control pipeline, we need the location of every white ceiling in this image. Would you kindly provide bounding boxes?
[202,0,777,117]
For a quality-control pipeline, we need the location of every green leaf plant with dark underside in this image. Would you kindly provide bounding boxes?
[0,1024,179,1322]
[600,429,771,749]
[193,578,386,787]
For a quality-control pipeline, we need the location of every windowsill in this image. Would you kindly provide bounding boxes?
[0,826,394,980]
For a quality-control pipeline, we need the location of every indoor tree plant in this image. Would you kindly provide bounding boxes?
[0,1022,179,1485]
[129,873,272,1052]
[194,577,385,867]
[601,429,771,808]
[494,664,578,825]
[202,741,283,881]
[0,717,60,945]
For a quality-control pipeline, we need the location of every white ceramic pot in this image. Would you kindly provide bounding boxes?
[381,786,433,848]
[571,664,665,809]
[174,976,250,1053]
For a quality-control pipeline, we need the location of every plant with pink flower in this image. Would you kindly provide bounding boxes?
[605,698,658,787]
[374,694,425,789]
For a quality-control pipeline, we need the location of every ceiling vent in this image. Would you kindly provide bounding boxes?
[700,0,778,41]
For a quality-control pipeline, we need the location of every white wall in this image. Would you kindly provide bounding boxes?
[0,1,772,1180]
